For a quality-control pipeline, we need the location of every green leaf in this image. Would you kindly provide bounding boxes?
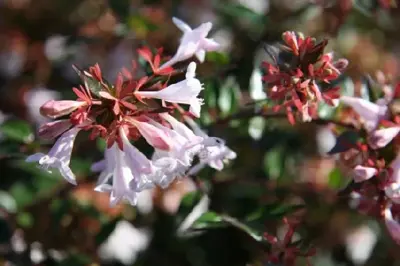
[248,117,266,140]
[128,15,159,33]
[9,183,34,209]
[96,138,107,152]
[193,212,224,229]
[72,65,104,97]
[204,82,217,109]
[328,167,351,190]
[0,120,33,143]
[176,191,203,223]
[16,212,34,229]
[0,191,17,213]
[218,76,240,117]
[246,203,305,221]
[214,2,264,25]
[205,52,230,65]
[263,147,284,179]
[220,214,263,242]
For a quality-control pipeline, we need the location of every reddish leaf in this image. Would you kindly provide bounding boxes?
[286,107,296,125]
[157,66,174,75]
[120,100,137,111]
[153,54,161,70]
[99,91,116,100]
[137,47,153,63]
[113,101,120,115]
[135,76,149,92]
[73,87,87,101]
[122,67,132,80]
[115,73,123,97]
[291,91,303,111]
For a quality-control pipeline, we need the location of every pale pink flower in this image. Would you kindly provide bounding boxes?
[38,119,72,140]
[26,126,82,185]
[127,117,172,150]
[385,155,400,204]
[340,96,388,132]
[94,144,138,207]
[184,116,236,172]
[352,165,377,183]
[383,206,400,245]
[40,100,86,119]
[368,126,400,149]
[135,62,204,117]
[119,128,155,191]
[159,17,220,69]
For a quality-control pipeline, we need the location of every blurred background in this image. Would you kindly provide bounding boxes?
[1,0,400,265]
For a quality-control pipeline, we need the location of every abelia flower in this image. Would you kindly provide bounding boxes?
[38,119,72,140]
[148,116,203,167]
[352,165,378,183]
[385,155,400,204]
[126,117,172,151]
[26,126,83,185]
[368,126,400,149]
[25,33,235,207]
[94,144,138,206]
[135,62,204,117]
[184,116,237,172]
[159,17,220,69]
[384,206,400,244]
[340,96,388,132]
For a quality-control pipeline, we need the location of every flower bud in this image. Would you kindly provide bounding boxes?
[282,31,299,55]
[40,100,86,119]
[333,58,349,73]
[38,119,72,139]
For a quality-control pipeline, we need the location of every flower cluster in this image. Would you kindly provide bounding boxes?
[26,17,235,207]
[337,80,400,244]
[262,31,348,124]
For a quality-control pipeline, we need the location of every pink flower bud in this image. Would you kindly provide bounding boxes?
[127,118,172,151]
[282,31,299,55]
[40,100,86,119]
[38,119,72,139]
[333,58,349,73]
[368,126,400,149]
[353,165,377,183]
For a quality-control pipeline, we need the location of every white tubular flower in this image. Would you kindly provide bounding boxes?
[159,17,220,69]
[26,126,82,185]
[94,144,138,207]
[135,62,204,117]
[147,115,204,166]
[119,128,155,191]
[184,116,236,173]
